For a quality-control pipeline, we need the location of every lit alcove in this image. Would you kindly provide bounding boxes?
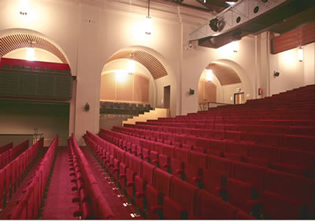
[198,60,253,110]
[99,57,157,130]
[0,39,72,146]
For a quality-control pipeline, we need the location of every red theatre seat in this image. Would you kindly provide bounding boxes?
[146,168,173,219]
[194,189,240,219]
[163,177,198,219]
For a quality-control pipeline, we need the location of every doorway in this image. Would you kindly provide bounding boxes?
[164,86,170,108]
[234,92,245,104]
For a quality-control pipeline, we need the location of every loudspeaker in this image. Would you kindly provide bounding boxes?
[189,88,195,95]
[84,103,90,111]
[274,71,280,77]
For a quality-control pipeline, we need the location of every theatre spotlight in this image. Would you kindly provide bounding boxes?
[209,18,219,32]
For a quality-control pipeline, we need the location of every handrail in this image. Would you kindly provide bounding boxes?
[199,102,232,111]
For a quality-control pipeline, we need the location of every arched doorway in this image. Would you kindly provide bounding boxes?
[0,29,73,146]
[99,46,177,129]
[198,59,253,110]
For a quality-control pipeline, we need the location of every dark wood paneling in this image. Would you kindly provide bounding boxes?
[271,22,315,54]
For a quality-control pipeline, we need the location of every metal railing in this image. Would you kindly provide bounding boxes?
[198,102,232,111]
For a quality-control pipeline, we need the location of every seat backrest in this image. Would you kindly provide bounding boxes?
[248,144,277,162]
[170,177,198,215]
[225,141,251,155]
[188,151,208,169]
[265,169,314,207]
[130,155,142,174]
[173,148,189,163]
[195,137,211,149]
[124,152,133,168]
[141,161,155,185]
[159,143,172,156]
[209,139,227,152]
[284,135,315,151]
[278,148,315,173]
[195,190,239,219]
[153,168,173,196]
[231,161,266,192]
[208,156,231,176]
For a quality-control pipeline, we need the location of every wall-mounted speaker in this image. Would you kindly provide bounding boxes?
[189,88,195,95]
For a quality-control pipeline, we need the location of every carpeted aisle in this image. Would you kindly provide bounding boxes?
[41,146,78,220]
[80,146,141,219]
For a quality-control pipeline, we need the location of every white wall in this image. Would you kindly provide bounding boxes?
[269,42,315,95]
[304,43,315,85]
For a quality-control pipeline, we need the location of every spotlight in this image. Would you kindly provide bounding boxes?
[209,18,219,32]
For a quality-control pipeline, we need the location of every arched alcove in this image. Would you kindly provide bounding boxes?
[101,46,177,116]
[0,29,71,66]
[198,59,253,109]
[0,29,74,146]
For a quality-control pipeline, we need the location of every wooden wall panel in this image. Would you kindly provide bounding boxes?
[198,80,217,103]
[205,81,217,102]
[100,73,115,100]
[116,74,133,101]
[198,81,205,104]
[134,75,149,103]
[100,72,150,103]
[271,22,315,54]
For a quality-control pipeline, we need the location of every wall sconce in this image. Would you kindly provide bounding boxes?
[206,69,213,82]
[232,41,238,53]
[84,103,90,111]
[128,53,135,75]
[298,46,303,62]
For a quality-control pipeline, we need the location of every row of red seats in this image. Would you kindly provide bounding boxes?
[257,85,315,102]
[68,138,92,219]
[84,131,254,219]
[69,135,114,219]
[0,143,13,154]
[8,137,57,219]
[0,138,43,211]
[135,120,315,137]
[193,101,314,117]
[112,126,315,177]
[148,118,315,127]
[0,140,29,169]
[99,129,315,219]
[124,123,315,152]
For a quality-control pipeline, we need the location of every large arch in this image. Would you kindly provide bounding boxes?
[198,59,253,109]
[0,28,75,146]
[102,45,177,116]
[0,28,71,67]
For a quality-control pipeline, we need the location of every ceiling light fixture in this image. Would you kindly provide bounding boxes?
[19,0,29,15]
[145,0,152,35]
[232,41,238,52]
